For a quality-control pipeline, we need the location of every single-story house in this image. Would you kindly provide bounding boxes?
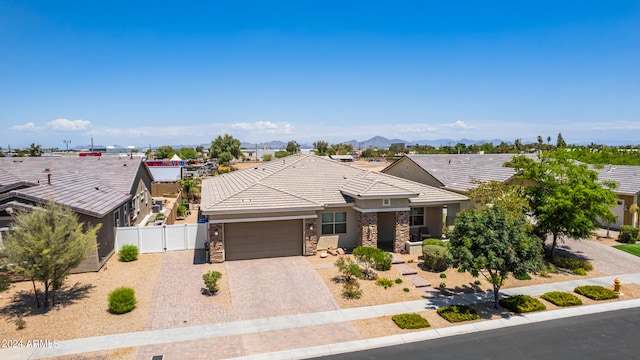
[0,156,154,272]
[592,164,640,228]
[200,154,469,262]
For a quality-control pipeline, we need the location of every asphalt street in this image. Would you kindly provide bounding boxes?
[316,308,640,360]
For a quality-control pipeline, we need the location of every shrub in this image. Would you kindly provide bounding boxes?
[375,277,394,289]
[395,278,403,284]
[0,274,10,292]
[202,271,222,294]
[514,273,532,281]
[15,317,26,330]
[118,244,139,262]
[574,285,619,300]
[499,295,546,313]
[541,291,582,306]
[550,255,593,272]
[437,305,480,323]
[373,251,393,271]
[343,279,363,299]
[422,238,446,247]
[439,282,447,289]
[422,245,448,272]
[108,287,137,314]
[439,273,447,278]
[177,205,187,217]
[335,257,362,282]
[474,280,482,285]
[392,313,430,329]
[403,287,410,292]
[538,263,558,277]
[573,268,587,276]
[618,225,639,244]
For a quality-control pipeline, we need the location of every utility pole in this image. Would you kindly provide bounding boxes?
[63,139,71,152]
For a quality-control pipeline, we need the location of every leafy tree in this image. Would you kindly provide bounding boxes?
[210,134,241,165]
[329,143,354,155]
[285,141,300,154]
[155,145,176,159]
[546,136,551,145]
[262,154,272,161]
[0,146,5,157]
[512,150,618,258]
[468,180,529,221]
[181,178,200,202]
[313,140,329,156]
[195,145,205,154]
[178,147,197,159]
[28,143,43,157]
[2,202,101,308]
[274,150,289,158]
[556,133,566,148]
[448,206,544,308]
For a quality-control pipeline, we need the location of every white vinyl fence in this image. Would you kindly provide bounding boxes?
[116,223,209,253]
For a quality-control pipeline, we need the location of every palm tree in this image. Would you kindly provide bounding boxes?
[629,204,639,228]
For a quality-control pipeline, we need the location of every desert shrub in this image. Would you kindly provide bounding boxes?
[474,280,482,285]
[335,257,362,282]
[343,279,363,299]
[395,278,403,284]
[514,273,532,280]
[15,317,26,330]
[422,238,446,247]
[375,277,394,289]
[574,285,619,300]
[177,205,187,217]
[403,287,410,292]
[499,295,546,313]
[538,263,558,277]
[437,305,480,323]
[422,245,448,272]
[573,268,587,276]
[108,287,137,314]
[392,313,430,329]
[550,255,593,273]
[541,291,582,306]
[439,282,447,289]
[373,251,393,271]
[118,244,139,262]
[618,225,639,244]
[440,273,447,278]
[0,274,10,292]
[202,271,223,294]
[353,246,392,274]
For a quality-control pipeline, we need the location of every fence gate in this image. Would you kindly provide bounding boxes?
[115,223,209,253]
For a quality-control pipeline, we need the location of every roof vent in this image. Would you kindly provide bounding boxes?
[47,173,51,185]
[44,168,50,172]
[95,186,100,190]
[123,164,127,166]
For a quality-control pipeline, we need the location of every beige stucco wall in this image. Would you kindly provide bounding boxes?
[383,158,443,187]
[355,198,410,209]
[319,207,359,250]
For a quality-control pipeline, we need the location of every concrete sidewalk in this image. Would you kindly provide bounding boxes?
[5,273,640,360]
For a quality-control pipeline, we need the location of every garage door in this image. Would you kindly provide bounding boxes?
[225,220,303,261]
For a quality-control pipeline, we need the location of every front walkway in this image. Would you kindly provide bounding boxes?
[7,273,640,360]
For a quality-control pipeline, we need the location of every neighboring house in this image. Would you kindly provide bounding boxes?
[0,156,154,272]
[592,164,640,228]
[200,154,469,262]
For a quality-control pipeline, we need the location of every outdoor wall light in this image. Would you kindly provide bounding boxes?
[308,224,314,231]
[214,230,219,236]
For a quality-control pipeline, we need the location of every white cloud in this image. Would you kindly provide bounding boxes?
[445,120,476,130]
[231,121,293,135]
[46,118,91,131]
[10,122,38,131]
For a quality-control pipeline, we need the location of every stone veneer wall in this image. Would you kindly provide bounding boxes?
[304,218,318,255]
[394,210,410,253]
[209,223,224,263]
[358,212,378,248]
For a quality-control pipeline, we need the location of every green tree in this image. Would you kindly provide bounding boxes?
[195,145,205,154]
[448,206,543,308]
[28,143,43,157]
[285,141,300,154]
[210,134,241,165]
[2,202,101,308]
[155,145,176,159]
[178,147,197,159]
[313,140,329,156]
[467,180,529,221]
[556,133,566,148]
[274,150,289,158]
[329,143,354,155]
[0,146,5,157]
[512,150,618,258]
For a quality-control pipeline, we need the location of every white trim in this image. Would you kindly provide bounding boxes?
[200,206,323,216]
[382,198,391,207]
[354,206,410,213]
[209,214,318,224]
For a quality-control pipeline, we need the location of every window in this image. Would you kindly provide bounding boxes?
[322,212,347,235]
[410,208,424,226]
[114,210,120,228]
[382,198,391,207]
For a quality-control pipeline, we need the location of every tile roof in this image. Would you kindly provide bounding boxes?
[0,156,149,217]
[592,164,640,196]
[201,155,467,215]
[394,154,537,193]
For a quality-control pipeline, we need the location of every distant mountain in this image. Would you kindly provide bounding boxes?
[344,136,410,149]
[411,138,504,147]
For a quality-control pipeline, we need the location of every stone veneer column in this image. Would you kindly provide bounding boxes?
[304,218,318,256]
[394,210,410,253]
[209,223,224,263]
[358,212,378,248]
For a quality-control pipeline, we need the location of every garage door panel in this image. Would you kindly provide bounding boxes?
[225,220,302,261]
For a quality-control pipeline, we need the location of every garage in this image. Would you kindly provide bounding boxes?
[224,220,303,261]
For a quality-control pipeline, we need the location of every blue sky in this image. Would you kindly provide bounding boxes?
[1,1,639,149]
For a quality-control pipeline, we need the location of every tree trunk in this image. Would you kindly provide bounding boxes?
[31,279,41,308]
[43,282,50,309]
[51,270,56,307]
[547,233,558,259]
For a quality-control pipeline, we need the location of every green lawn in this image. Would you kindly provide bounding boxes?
[613,244,640,257]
